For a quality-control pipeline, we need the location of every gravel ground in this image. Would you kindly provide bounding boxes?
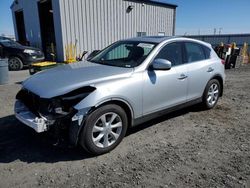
[7,70,30,85]
[0,65,250,188]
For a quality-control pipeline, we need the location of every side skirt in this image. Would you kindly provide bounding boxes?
[133,98,202,127]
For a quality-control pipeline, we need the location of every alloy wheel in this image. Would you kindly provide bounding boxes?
[92,112,123,148]
[207,83,219,106]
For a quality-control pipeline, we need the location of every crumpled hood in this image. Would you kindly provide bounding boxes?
[23,61,133,98]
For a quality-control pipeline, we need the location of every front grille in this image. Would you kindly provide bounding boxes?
[16,89,42,116]
[16,89,75,121]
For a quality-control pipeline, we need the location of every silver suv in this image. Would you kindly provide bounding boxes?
[15,37,225,155]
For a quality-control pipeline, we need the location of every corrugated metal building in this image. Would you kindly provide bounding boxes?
[11,0,177,61]
[188,34,250,49]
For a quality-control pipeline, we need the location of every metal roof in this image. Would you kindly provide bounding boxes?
[11,0,178,9]
[129,0,178,8]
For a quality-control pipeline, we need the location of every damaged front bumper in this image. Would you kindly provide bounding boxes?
[14,100,54,133]
[69,107,92,145]
[15,100,92,145]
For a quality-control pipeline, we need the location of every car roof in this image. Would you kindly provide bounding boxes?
[0,36,11,41]
[0,36,9,39]
[122,36,179,43]
[122,36,212,47]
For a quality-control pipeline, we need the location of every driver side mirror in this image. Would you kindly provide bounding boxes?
[151,59,172,70]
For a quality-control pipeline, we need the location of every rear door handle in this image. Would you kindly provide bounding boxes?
[207,67,214,73]
[178,74,188,80]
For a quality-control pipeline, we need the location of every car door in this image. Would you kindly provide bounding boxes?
[142,42,188,115]
[183,42,215,101]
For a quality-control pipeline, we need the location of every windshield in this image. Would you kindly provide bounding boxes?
[0,38,22,47]
[90,41,157,68]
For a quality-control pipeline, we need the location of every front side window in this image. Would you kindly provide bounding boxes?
[90,41,156,68]
[184,42,206,63]
[155,42,183,66]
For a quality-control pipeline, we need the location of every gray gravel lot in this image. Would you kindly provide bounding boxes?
[0,66,250,187]
[8,70,29,85]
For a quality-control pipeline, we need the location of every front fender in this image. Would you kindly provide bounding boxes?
[69,74,143,145]
[69,96,135,146]
[74,73,143,118]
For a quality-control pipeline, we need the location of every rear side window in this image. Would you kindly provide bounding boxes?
[203,46,211,59]
[184,42,206,63]
[155,42,183,66]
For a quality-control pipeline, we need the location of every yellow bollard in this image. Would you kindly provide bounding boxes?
[242,43,248,56]
[242,43,248,64]
[65,43,77,63]
[232,42,236,49]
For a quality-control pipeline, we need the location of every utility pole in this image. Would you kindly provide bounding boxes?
[219,28,223,35]
[214,28,217,35]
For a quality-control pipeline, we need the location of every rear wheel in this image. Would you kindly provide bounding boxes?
[8,57,23,71]
[202,79,221,109]
[80,104,128,155]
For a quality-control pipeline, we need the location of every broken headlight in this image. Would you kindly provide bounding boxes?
[44,86,96,117]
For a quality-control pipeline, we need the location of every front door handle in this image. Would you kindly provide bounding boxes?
[207,67,214,73]
[178,74,188,80]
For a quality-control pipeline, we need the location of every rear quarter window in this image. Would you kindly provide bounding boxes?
[203,46,212,59]
[184,42,207,63]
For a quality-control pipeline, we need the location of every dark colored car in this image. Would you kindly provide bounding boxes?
[0,37,44,70]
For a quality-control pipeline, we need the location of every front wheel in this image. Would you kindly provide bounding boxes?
[202,79,221,109]
[8,57,23,71]
[79,104,128,155]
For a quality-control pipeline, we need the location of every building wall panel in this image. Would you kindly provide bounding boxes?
[11,0,176,61]
[59,0,175,60]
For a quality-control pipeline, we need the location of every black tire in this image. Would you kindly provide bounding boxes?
[8,57,23,71]
[202,79,221,109]
[80,104,128,155]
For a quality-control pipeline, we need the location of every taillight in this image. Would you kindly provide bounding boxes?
[221,59,225,65]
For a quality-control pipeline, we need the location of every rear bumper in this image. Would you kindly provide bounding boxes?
[14,100,49,133]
